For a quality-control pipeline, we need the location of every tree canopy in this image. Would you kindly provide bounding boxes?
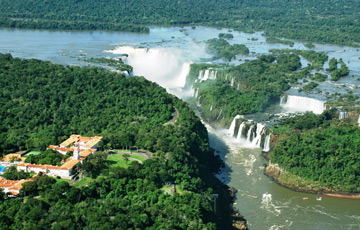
[271,110,360,193]
[0,53,236,229]
[0,0,359,46]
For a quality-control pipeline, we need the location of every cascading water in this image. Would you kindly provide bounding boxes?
[246,125,255,143]
[358,114,360,126]
[198,69,217,82]
[107,46,192,90]
[217,109,223,120]
[252,123,266,148]
[210,70,217,80]
[228,115,242,137]
[237,123,245,140]
[339,111,349,119]
[197,95,202,107]
[233,121,268,148]
[194,88,199,98]
[210,105,213,111]
[280,95,325,114]
[231,77,234,87]
[263,134,271,152]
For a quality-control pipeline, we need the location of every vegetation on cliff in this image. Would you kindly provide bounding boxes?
[270,110,360,193]
[190,52,308,123]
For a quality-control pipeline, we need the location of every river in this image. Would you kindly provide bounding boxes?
[1,27,359,229]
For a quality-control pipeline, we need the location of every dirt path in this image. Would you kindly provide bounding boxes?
[167,107,179,124]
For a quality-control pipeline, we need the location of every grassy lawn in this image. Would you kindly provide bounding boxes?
[72,177,94,188]
[106,154,130,168]
[25,151,41,156]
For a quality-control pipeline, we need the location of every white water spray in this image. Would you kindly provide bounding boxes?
[262,192,272,205]
[106,46,192,91]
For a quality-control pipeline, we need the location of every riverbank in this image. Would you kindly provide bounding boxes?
[265,161,360,199]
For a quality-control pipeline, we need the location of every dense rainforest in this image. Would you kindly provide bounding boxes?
[269,110,360,193]
[0,0,360,46]
[0,53,240,229]
[188,50,331,124]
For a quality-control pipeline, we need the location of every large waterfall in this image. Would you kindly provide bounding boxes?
[280,95,325,114]
[358,115,360,126]
[339,111,349,119]
[107,46,192,90]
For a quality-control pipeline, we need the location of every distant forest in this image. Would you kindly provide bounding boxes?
[0,0,360,46]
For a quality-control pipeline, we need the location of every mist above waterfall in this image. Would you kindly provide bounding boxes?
[106,42,208,98]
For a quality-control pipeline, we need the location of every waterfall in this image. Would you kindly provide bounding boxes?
[237,122,245,140]
[231,78,234,87]
[197,95,202,107]
[263,134,271,152]
[339,111,349,119]
[217,109,223,120]
[210,105,213,111]
[209,70,217,80]
[199,69,217,82]
[280,95,325,114]
[252,123,266,148]
[246,125,255,143]
[358,115,360,126]
[107,46,191,89]
[236,121,268,148]
[228,115,242,137]
[237,84,240,90]
[194,88,199,98]
[202,70,210,81]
